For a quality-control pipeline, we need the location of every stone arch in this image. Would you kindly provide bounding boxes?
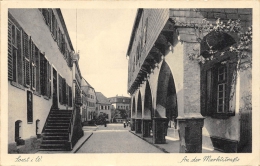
[156,61,178,120]
[144,81,153,119]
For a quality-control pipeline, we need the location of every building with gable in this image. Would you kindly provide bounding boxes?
[96,92,112,122]
[81,78,97,123]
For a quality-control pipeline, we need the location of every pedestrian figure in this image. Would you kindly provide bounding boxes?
[123,121,126,128]
[104,120,107,127]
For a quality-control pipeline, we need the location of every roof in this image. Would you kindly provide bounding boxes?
[126,9,143,56]
[57,9,74,52]
[81,86,88,94]
[108,96,131,99]
[96,92,111,105]
[81,77,94,88]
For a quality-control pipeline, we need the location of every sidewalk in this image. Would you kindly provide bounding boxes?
[129,128,221,153]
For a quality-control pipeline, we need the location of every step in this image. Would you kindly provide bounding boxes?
[45,126,69,129]
[42,140,67,144]
[48,116,71,120]
[47,122,70,125]
[44,129,69,132]
[39,148,68,151]
[49,114,71,117]
[43,136,68,140]
[47,119,71,122]
[43,133,69,136]
[40,145,66,150]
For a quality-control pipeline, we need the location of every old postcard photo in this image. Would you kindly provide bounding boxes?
[1,1,259,166]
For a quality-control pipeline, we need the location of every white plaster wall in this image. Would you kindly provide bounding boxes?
[8,9,74,143]
[8,84,52,143]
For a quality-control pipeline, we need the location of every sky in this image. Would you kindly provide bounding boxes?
[61,9,137,98]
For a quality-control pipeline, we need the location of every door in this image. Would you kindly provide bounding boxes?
[53,68,58,108]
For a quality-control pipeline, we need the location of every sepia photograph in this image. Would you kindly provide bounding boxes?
[1,1,259,166]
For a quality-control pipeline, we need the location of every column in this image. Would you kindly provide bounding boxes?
[142,119,151,137]
[152,118,168,144]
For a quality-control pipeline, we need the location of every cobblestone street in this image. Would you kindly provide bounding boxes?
[76,124,163,153]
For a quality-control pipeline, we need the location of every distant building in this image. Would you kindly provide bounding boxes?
[81,78,97,122]
[8,8,83,153]
[108,95,131,123]
[96,92,112,122]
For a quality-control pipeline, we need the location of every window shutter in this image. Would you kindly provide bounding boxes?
[66,83,69,105]
[48,62,52,98]
[31,42,36,90]
[206,69,213,116]
[23,32,30,87]
[35,46,40,93]
[62,78,66,104]
[226,61,237,115]
[8,20,13,80]
[17,29,23,85]
[59,74,62,104]
[55,18,58,41]
[40,53,46,96]
[211,66,219,114]
[69,86,72,107]
[51,10,55,37]
[48,9,52,30]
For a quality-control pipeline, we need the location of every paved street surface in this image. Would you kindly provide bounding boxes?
[76,123,163,153]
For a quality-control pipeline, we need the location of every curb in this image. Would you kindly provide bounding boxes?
[129,130,169,153]
[73,132,93,153]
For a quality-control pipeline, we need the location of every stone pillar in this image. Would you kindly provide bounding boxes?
[131,118,135,131]
[142,119,151,137]
[135,119,142,133]
[176,42,204,153]
[178,116,204,153]
[152,118,168,144]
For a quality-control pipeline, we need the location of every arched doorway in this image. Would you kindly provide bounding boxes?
[154,61,178,144]
[135,91,142,133]
[142,81,153,137]
[131,97,136,131]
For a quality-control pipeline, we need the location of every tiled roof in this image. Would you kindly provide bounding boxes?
[96,92,111,104]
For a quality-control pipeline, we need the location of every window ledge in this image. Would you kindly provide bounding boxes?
[33,91,41,97]
[10,81,25,90]
[211,113,235,119]
[43,95,50,100]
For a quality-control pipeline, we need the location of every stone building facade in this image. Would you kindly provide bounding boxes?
[96,92,112,122]
[108,95,131,122]
[127,9,252,153]
[8,9,83,153]
[81,78,97,123]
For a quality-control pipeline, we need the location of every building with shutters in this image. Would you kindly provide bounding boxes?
[127,9,252,153]
[108,95,131,123]
[81,78,97,123]
[96,92,112,122]
[8,9,83,153]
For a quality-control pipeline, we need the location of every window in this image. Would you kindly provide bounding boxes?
[201,58,236,118]
[40,54,51,98]
[8,19,23,86]
[15,120,24,146]
[142,18,148,48]
[35,46,40,94]
[68,86,72,107]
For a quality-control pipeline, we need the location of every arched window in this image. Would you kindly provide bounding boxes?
[15,120,24,146]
